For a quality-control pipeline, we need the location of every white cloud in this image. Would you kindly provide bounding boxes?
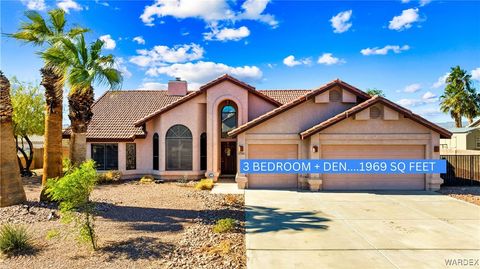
[397,91,438,108]
[283,55,311,67]
[388,8,420,31]
[401,0,410,3]
[236,0,278,27]
[432,72,449,88]
[471,67,480,80]
[21,0,46,10]
[397,98,424,107]
[419,0,432,6]
[330,10,352,33]
[114,57,132,79]
[360,45,410,55]
[422,91,438,102]
[130,43,204,67]
[140,0,233,26]
[133,36,146,45]
[204,26,250,41]
[140,0,276,27]
[57,0,82,13]
[95,0,109,7]
[416,108,443,117]
[317,53,345,65]
[145,61,262,85]
[99,35,116,50]
[140,82,168,90]
[403,83,421,93]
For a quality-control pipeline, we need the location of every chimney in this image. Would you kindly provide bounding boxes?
[167,77,187,96]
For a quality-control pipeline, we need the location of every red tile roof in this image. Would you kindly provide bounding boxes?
[133,74,283,127]
[64,87,311,141]
[258,90,312,104]
[299,96,452,139]
[64,90,193,141]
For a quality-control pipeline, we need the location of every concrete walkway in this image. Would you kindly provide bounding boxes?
[245,190,480,269]
[211,182,244,194]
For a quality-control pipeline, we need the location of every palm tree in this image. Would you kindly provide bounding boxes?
[0,71,27,207]
[365,88,385,97]
[9,9,88,198]
[42,34,122,164]
[440,66,479,127]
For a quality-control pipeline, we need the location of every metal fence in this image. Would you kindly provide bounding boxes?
[440,155,480,186]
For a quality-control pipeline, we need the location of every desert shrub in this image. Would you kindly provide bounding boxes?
[222,194,242,207]
[206,239,232,255]
[46,160,98,250]
[97,170,122,184]
[0,224,33,255]
[178,174,189,184]
[63,158,74,174]
[139,175,154,184]
[45,229,60,240]
[213,218,236,233]
[195,179,214,190]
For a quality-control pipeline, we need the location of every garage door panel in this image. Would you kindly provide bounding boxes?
[323,145,425,191]
[248,144,298,189]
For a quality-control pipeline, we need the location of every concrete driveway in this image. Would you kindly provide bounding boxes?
[245,190,480,269]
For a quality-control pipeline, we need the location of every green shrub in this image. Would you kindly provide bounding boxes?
[97,170,122,184]
[46,160,98,250]
[213,218,236,233]
[45,229,60,240]
[63,158,74,174]
[0,224,33,254]
[195,179,214,190]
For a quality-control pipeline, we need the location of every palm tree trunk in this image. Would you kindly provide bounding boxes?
[0,71,26,207]
[68,86,94,165]
[40,66,64,201]
[454,115,462,128]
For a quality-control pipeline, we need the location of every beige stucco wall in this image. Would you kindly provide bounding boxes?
[247,98,356,134]
[86,80,278,180]
[239,103,443,191]
[440,129,480,151]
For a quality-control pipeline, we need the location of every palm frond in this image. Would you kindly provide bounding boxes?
[48,9,66,34]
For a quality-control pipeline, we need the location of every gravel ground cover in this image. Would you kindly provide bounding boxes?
[437,186,480,206]
[0,176,245,269]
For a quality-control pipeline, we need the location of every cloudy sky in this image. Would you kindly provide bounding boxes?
[1,0,479,123]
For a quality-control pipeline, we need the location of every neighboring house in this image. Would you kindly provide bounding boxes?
[64,74,451,191]
[440,126,480,152]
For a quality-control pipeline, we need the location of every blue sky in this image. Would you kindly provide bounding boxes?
[1,0,479,123]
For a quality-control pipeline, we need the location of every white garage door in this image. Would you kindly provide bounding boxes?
[248,144,298,189]
[322,145,425,190]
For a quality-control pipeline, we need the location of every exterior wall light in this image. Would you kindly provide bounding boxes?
[239,145,244,153]
[312,145,318,153]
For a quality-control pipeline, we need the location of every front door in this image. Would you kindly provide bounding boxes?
[221,142,237,175]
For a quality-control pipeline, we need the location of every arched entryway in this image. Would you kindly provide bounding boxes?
[219,100,237,176]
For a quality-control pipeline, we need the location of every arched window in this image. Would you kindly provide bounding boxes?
[221,104,237,138]
[200,133,207,170]
[166,125,192,170]
[153,133,159,170]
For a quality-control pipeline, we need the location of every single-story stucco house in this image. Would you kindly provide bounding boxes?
[440,125,480,152]
[64,74,451,191]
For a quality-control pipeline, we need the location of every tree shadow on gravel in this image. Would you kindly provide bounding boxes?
[245,205,330,234]
[94,202,244,233]
[100,237,175,261]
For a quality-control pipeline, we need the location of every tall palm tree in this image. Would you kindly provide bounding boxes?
[42,34,122,164]
[9,9,88,198]
[0,71,27,207]
[440,66,479,127]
